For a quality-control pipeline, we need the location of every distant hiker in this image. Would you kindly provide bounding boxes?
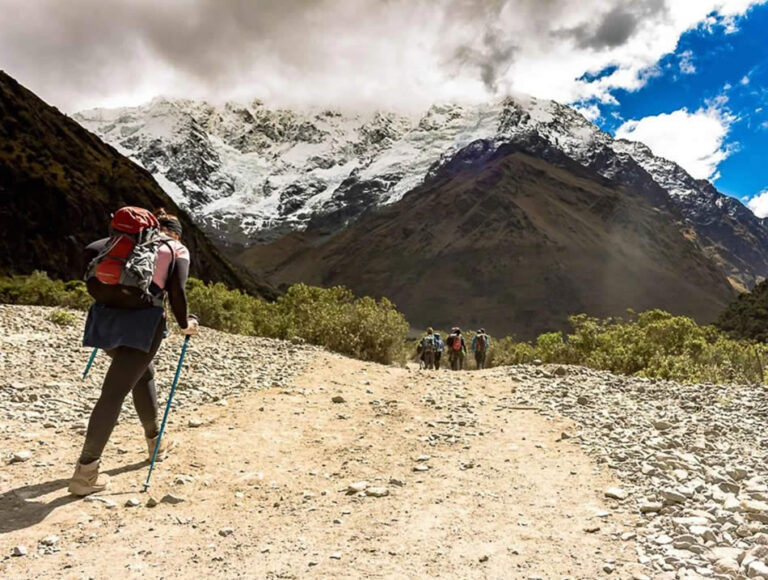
[417,327,436,370]
[472,328,490,370]
[446,327,467,371]
[433,331,445,370]
[68,207,198,497]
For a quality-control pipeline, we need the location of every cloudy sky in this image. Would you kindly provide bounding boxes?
[1,0,767,207]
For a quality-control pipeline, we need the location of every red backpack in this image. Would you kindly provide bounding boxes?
[452,333,462,351]
[86,207,171,308]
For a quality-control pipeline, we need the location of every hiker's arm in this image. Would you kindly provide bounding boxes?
[167,256,190,328]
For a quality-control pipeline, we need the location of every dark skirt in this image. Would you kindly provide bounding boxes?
[83,303,165,353]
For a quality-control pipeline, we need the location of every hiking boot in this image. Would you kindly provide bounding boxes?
[68,460,109,497]
[146,435,175,462]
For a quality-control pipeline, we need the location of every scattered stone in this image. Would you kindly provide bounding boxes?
[603,563,615,574]
[479,554,489,563]
[125,498,140,508]
[346,481,368,494]
[145,497,159,508]
[747,561,768,578]
[330,552,342,560]
[604,488,628,500]
[11,545,27,557]
[741,499,768,513]
[188,418,204,428]
[9,451,32,464]
[584,525,601,533]
[713,558,739,575]
[639,502,662,514]
[365,487,389,498]
[84,496,118,509]
[413,464,429,472]
[388,478,405,487]
[160,494,185,505]
[331,396,346,404]
[39,535,59,547]
[218,527,234,537]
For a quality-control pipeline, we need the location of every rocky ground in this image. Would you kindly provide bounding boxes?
[1,305,767,579]
[497,365,768,579]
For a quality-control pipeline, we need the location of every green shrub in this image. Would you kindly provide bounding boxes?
[489,309,768,384]
[0,273,409,365]
[46,309,78,326]
[187,280,409,364]
[0,271,92,310]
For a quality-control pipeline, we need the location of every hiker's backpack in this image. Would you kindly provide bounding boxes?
[452,334,462,351]
[422,335,436,353]
[476,334,487,353]
[85,207,172,309]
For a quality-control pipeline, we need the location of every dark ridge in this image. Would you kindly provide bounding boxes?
[0,71,275,299]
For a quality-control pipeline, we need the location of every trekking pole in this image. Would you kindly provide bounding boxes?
[143,332,191,492]
[82,348,98,380]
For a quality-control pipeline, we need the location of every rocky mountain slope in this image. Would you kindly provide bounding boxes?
[3,305,768,579]
[76,96,768,290]
[0,71,273,297]
[242,137,735,338]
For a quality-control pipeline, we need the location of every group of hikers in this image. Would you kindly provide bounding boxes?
[416,327,491,371]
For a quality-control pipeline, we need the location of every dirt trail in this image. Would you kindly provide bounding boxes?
[1,352,641,579]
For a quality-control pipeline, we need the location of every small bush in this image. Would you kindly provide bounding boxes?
[46,310,78,326]
[489,310,768,384]
[0,271,92,310]
[188,281,409,365]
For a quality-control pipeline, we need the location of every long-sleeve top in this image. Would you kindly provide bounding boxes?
[83,236,190,352]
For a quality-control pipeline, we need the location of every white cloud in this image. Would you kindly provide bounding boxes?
[0,0,765,112]
[747,190,768,218]
[678,50,697,74]
[574,104,602,121]
[615,104,736,181]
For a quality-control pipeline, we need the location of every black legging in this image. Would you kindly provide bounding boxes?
[79,319,165,464]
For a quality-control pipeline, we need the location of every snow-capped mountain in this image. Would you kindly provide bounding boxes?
[75,96,768,289]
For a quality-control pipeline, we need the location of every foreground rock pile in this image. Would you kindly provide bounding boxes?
[0,305,320,436]
[492,364,768,579]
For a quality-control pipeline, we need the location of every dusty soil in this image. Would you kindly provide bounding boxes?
[1,351,641,579]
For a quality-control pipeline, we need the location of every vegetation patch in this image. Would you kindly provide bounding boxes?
[0,272,409,365]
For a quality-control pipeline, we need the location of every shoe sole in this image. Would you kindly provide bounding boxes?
[68,482,108,497]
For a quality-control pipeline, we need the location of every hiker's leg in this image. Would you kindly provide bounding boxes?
[132,362,160,439]
[435,352,441,370]
[79,323,163,464]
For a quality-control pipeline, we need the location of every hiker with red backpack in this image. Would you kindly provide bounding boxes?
[472,328,490,370]
[68,207,198,497]
[446,327,466,371]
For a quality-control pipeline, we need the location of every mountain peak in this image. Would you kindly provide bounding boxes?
[74,94,768,290]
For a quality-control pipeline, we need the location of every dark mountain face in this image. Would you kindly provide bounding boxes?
[580,140,768,293]
[0,71,274,298]
[242,142,736,339]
